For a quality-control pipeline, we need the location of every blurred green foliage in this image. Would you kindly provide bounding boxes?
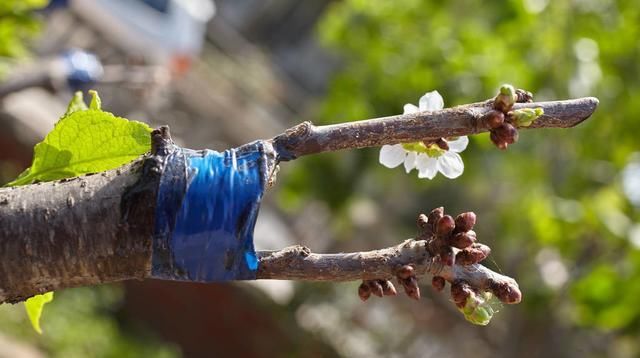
[281,0,640,338]
[0,286,179,357]
[0,0,45,76]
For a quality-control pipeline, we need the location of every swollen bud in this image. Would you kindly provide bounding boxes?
[436,215,455,237]
[396,265,415,280]
[381,280,398,296]
[454,212,477,233]
[427,207,444,232]
[368,280,384,297]
[450,232,475,249]
[490,131,508,150]
[456,243,491,265]
[508,107,544,127]
[417,213,429,230]
[515,89,533,103]
[402,276,421,300]
[493,123,519,144]
[494,84,517,112]
[358,282,371,302]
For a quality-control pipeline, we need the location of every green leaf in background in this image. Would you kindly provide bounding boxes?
[6,91,153,187]
[3,90,153,333]
[24,292,53,334]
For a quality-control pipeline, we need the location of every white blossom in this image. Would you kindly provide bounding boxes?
[379,91,468,179]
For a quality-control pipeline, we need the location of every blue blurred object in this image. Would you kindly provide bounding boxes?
[152,141,271,282]
[61,49,104,92]
[70,0,215,66]
[45,0,69,10]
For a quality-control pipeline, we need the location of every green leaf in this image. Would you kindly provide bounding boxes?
[65,91,88,116]
[6,91,153,187]
[24,292,54,334]
[4,91,152,334]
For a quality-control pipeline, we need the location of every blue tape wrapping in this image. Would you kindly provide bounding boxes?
[151,141,270,282]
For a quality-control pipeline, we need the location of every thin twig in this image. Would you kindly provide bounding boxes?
[256,239,521,305]
[271,97,598,160]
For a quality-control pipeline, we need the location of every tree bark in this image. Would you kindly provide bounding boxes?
[0,95,598,303]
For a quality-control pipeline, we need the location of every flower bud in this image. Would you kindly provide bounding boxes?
[436,215,455,237]
[515,89,533,103]
[431,276,446,292]
[484,110,505,129]
[456,243,491,265]
[454,212,476,233]
[493,123,519,144]
[494,84,517,112]
[450,232,475,249]
[358,282,371,301]
[381,280,398,296]
[427,207,444,232]
[508,107,544,127]
[450,280,473,307]
[368,280,384,297]
[490,131,508,150]
[396,265,415,280]
[435,138,449,151]
[402,277,421,300]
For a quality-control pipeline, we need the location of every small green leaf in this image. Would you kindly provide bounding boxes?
[24,292,54,334]
[65,91,88,116]
[6,93,153,187]
[4,91,152,333]
[88,89,101,110]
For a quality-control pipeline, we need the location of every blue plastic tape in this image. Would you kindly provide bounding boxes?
[151,141,270,282]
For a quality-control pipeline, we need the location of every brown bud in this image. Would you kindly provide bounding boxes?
[450,280,473,308]
[488,278,522,304]
[402,277,421,300]
[396,265,415,280]
[427,207,444,230]
[435,138,449,151]
[450,232,475,249]
[380,280,398,296]
[358,282,371,302]
[436,215,455,237]
[492,123,519,147]
[431,276,446,292]
[455,243,491,265]
[515,89,533,103]
[454,212,477,233]
[490,131,509,150]
[484,110,505,129]
[368,280,384,297]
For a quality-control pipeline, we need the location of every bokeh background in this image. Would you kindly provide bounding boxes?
[0,0,638,357]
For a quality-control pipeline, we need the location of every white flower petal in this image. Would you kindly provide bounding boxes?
[447,136,469,153]
[437,152,464,179]
[379,144,406,168]
[416,154,438,179]
[418,90,444,111]
[403,103,419,114]
[404,151,417,173]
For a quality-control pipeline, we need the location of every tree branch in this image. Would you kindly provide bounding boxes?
[0,90,597,304]
[256,240,521,305]
[271,96,598,160]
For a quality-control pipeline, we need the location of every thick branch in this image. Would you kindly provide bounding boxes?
[271,97,598,160]
[256,240,520,304]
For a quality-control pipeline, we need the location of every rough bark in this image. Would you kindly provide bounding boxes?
[0,161,155,303]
